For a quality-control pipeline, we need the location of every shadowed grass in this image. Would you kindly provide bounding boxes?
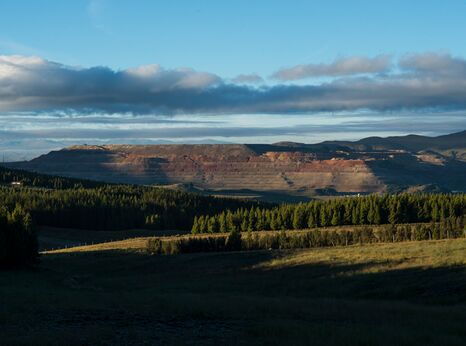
[2,239,466,345]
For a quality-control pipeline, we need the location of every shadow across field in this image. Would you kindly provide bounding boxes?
[249,257,466,304]
[1,244,466,345]
[45,248,466,305]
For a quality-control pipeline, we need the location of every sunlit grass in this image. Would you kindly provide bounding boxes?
[254,238,466,271]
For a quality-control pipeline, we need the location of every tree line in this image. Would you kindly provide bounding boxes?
[0,167,262,268]
[192,193,466,233]
[0,185,263,231]
[0,205,38,268]
[150,216,466,255]
[0,166,105,189]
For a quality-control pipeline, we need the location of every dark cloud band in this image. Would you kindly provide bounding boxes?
[1,53,466,115]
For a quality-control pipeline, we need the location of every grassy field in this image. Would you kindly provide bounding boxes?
[42,224,427,254]
[2,236,466,345]
[38,226,190,252]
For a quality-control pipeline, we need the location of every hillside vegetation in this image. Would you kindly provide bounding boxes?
[1,165,465,268]
[0,165,105,189]
[152,220,466,255]
[0,166,262,231]
[45,221,465,256]
[0,166,260,266]
[193,193,466,233]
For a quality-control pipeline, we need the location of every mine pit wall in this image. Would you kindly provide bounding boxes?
[130,158,384,193]
[19,147,386,194]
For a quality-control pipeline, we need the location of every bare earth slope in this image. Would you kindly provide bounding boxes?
[8,131,466,197]
[9,144,384,195]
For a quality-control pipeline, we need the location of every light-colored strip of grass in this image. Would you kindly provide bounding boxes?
[254,238,466,271]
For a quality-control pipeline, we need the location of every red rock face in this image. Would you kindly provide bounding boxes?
[20,144,385,194]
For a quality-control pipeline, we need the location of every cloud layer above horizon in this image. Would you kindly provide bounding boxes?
[272,55,392,80]
[1,111,465,161]
[1,53,466,115]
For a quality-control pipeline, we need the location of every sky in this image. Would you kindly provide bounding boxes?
[0,0,466,160]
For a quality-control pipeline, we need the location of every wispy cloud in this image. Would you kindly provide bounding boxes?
[87,0,110,33]
[399,52,466,76]
[272,55,392,80]
[0,38,44,56]
[231,73,264,84]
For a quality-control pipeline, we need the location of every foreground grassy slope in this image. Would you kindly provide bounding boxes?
[2,239,466,345]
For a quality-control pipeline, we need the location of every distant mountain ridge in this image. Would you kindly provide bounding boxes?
[264,130,466,152]
[5,131,466,200]
[321,130,466,152]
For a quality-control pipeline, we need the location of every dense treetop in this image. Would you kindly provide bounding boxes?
[0,205,37,268]
[192,193,466,233]
[0,166,264,231]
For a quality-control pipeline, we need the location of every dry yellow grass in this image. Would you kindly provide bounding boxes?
[44,237,152,253]
[46,224,420,254]
[254,238,466,272]
[46,229,466,273]
[44,232,225,253]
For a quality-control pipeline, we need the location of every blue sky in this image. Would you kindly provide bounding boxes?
[1,0,465,76]
[0,0,465,160]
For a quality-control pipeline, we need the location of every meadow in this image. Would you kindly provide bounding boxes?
[1,235,466,345]
[1,168,465,344]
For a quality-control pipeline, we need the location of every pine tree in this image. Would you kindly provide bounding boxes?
[320,206,329,227]
[218,212,227,233]
[331,205,342,226]
[270,211,278,230]
[207,216,218,233]
[197,215,206,232]
[307,208,317,228]
[292,205,306,230]
[247,208,256,232]
[255,209,264,231]
[191,216,199,233]
[226,211,236,232]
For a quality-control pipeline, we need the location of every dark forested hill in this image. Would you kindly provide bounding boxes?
[0,167,265,231]
[0,166,106,189]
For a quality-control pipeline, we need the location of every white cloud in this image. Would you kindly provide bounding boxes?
[125,64,162,78]
[0,55,46,78]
